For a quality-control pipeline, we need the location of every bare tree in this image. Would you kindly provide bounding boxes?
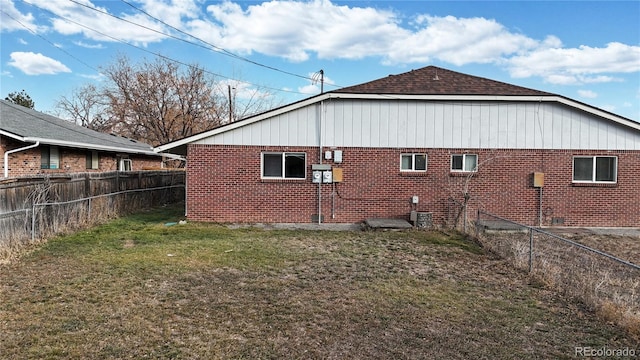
[101,56,226,146]
[57,56,280,147]
[445,152,513,231]
[56,84,113,132]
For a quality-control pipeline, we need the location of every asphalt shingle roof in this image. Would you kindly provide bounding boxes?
[333,66,554,96]
[0,100,155,154]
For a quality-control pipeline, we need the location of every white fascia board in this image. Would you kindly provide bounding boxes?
[553,97,640,131]
[326,93,550,101]
[24,137,158,156]
[0,129,26,141]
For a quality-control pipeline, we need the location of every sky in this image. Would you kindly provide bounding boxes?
[1,0,639,121]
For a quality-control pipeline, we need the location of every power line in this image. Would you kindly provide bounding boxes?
[20,0,309,96]
[119,0,319,83]
[67,0,323,85]
[1,8,99,73]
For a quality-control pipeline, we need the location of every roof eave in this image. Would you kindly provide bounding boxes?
[23,137,159,156]
[0,129,26,141]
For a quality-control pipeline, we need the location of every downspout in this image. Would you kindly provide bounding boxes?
[4,141,40,178]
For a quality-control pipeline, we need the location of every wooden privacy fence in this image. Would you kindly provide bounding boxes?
[0,171,185,259]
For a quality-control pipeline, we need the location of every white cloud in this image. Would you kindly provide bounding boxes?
[6,0,638,90]
[138,0,200,28]
[298,84,321,94]
[184,1,640,87]
[7,52,71,75]
[74,41,105,49]
[0,0,46,33]
[79,73,105,81]
[186,2,542,67]
[507,42,640,84]
[578,90,597,99]
[385,15,538,66]
[217,79,271,101]
[190,0,402,62]
[28,0,168,45]
[18,38,28,45]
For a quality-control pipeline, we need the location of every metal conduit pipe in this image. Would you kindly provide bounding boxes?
[3,141,40,178]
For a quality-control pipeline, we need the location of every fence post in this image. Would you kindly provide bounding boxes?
[31,204,36,241]
[529,228,534,273]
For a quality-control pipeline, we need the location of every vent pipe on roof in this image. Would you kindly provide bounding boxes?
[4,141,40,178]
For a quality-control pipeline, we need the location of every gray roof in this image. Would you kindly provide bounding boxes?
[0,100,157,155]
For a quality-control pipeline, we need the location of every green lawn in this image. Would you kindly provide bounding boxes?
[0,205,637,359]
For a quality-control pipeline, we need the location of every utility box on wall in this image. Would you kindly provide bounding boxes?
[332,168,343,182]
[533,172,545,188]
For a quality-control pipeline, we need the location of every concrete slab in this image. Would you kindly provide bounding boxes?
[227,223,363,231]
[365,218,413,230]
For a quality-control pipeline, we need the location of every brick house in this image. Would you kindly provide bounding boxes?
[1,100,164,178]
[157,66,640,227]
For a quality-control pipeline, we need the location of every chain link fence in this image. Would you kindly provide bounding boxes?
[474,210,639,336]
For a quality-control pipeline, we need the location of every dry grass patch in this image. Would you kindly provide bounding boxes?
[480,229,640,341]
[1,208,638,359]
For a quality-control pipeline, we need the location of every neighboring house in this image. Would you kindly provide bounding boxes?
[156,66,640,228]
[1,100,163,178]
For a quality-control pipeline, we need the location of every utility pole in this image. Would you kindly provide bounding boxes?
[313,70,325,94]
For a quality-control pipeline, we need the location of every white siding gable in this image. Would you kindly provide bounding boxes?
[193,99,640,150]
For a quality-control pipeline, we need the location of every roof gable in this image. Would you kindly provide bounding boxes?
[0,100,156,155]
[333,66,553,96]
[156,66,639,154]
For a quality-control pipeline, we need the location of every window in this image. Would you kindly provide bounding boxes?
[262,152,306,179]
[86,151,99,170]
[119,159,132,171]
[400,154,427,171]
[451,154,477,172]
[41,146,60,169]
[573,156,617,183]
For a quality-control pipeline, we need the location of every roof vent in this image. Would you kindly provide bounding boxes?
[433,69,440,81]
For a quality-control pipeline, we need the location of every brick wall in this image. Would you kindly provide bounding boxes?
[1,137,161,178]
[186,144,640,227]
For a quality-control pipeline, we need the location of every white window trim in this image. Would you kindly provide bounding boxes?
[120,158,132,171]
[87,150,99,170]
[572,156,617,184]
[400,153,427,172]
[261,152,306,179]
[451,154,478,172]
